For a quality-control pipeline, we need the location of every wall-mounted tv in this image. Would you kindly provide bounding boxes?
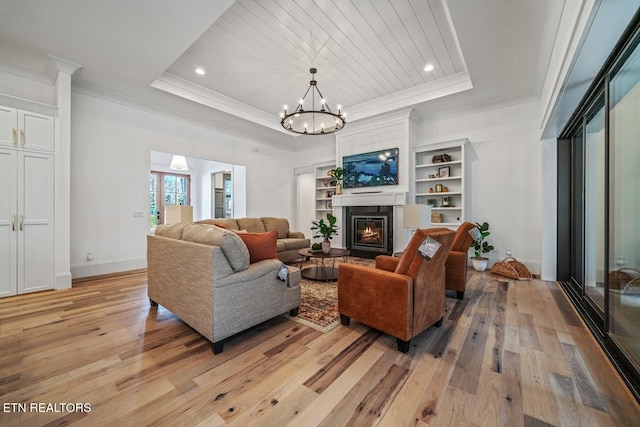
[343,148,398,189]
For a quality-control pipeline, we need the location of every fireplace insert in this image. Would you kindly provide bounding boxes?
[345,206,393,258]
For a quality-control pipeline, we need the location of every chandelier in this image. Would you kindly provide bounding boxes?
[280,68,346,135]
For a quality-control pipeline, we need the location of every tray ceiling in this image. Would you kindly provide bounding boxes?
[157,0,469,132]
[0,0,563,149]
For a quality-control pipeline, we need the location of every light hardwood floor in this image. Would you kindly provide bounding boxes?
[1,269,639,426]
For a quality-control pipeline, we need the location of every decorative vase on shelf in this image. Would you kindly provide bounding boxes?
[322,238,331,254]
[336,183,342,195]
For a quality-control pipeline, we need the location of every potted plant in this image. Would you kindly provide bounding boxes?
[311,213,339,254]
[469,221,494,271]
[328,167,344,194]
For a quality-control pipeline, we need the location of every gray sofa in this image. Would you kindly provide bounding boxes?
[196,217,310,264]
[147,223,301,353]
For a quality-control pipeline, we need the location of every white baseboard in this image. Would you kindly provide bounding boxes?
[71,257,147,279]
[471,257,541,276]
[56,272,72,290]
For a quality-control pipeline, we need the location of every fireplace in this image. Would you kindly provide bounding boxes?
[345,206,393,258]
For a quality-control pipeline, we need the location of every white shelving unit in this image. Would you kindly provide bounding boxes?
[413,139,468,227]
[314,163,336,220]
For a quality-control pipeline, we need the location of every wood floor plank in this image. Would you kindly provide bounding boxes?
[303,328,381,394]
[520,347,560,426]
[316,343,401,427]
[290,343,385,426]
[449,286,491,394]
[501,349,525,427]
[549,371,599,427]
[1,268,638,426]
[430,385,475,426]
[470,369,501,426]
[560,342,608,412]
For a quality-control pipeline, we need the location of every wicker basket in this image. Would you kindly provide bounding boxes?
[609,268,640,294]
[490,257,532,280]
[609,268,636,290]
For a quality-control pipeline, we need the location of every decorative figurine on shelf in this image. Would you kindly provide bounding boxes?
[429,187,434,193]
[444,186,449,192]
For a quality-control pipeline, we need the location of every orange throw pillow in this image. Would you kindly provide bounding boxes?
[237,231,278,264]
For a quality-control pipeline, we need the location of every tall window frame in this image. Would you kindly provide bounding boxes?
[150,171,191,227]
[557,12,640,401]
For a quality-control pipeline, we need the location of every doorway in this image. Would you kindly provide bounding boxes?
[212,171,232,218]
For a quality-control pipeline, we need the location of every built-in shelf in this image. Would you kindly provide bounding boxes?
[413,139,468,228]
[415,176,463,183]
[315,163,336,219]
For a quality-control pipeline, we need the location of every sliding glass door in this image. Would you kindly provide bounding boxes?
[608,36,640,367]
[584,99,606,312]
[558,17,640,399]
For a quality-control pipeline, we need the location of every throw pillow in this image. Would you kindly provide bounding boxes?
[238,231,278,264]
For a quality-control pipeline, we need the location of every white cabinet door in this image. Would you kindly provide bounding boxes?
[0,149,18,297]
[0,106,18,149]
[17,152,54,294]
[18,110,55,152]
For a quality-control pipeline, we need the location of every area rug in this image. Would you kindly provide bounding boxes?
[282,257,374,333]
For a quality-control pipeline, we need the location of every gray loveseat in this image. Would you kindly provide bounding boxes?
[147,223,301,353]
[196,217,310,264]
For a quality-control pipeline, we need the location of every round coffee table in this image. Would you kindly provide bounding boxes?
[298,248,350,282]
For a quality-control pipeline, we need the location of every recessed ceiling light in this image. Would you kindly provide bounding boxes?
[424,64,434,72]
[195,67,205,75]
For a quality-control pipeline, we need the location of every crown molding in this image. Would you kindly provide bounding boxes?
[414,91,541,124]
[71,83,302,152]
[346,72,473,123]
[151,72,294,136]
[46,55,83,83]
[336,108,414,139]
[151,71,474,137]
[0,58,51,84]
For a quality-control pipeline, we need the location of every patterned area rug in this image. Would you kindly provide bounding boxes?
[282,256,374,333]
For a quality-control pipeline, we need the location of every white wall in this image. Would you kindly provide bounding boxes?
[295,171,316,238]
[293,101,545,273]
[70,91,296,278]
[416,100,543,273]
[540,137,557,280]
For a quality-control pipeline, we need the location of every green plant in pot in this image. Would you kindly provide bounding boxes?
[328,167,344,194]
[469,221,494,272]
[311,213,339,254]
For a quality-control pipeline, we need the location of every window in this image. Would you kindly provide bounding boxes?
[557,15,640,399]
[150,171,190,227]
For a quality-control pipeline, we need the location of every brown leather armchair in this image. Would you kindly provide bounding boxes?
[445,221,476,300]
[337,228,455,352]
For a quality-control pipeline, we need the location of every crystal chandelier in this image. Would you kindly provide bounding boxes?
[280,68,346,135]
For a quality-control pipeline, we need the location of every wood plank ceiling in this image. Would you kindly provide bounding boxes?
[162,0,467,126]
